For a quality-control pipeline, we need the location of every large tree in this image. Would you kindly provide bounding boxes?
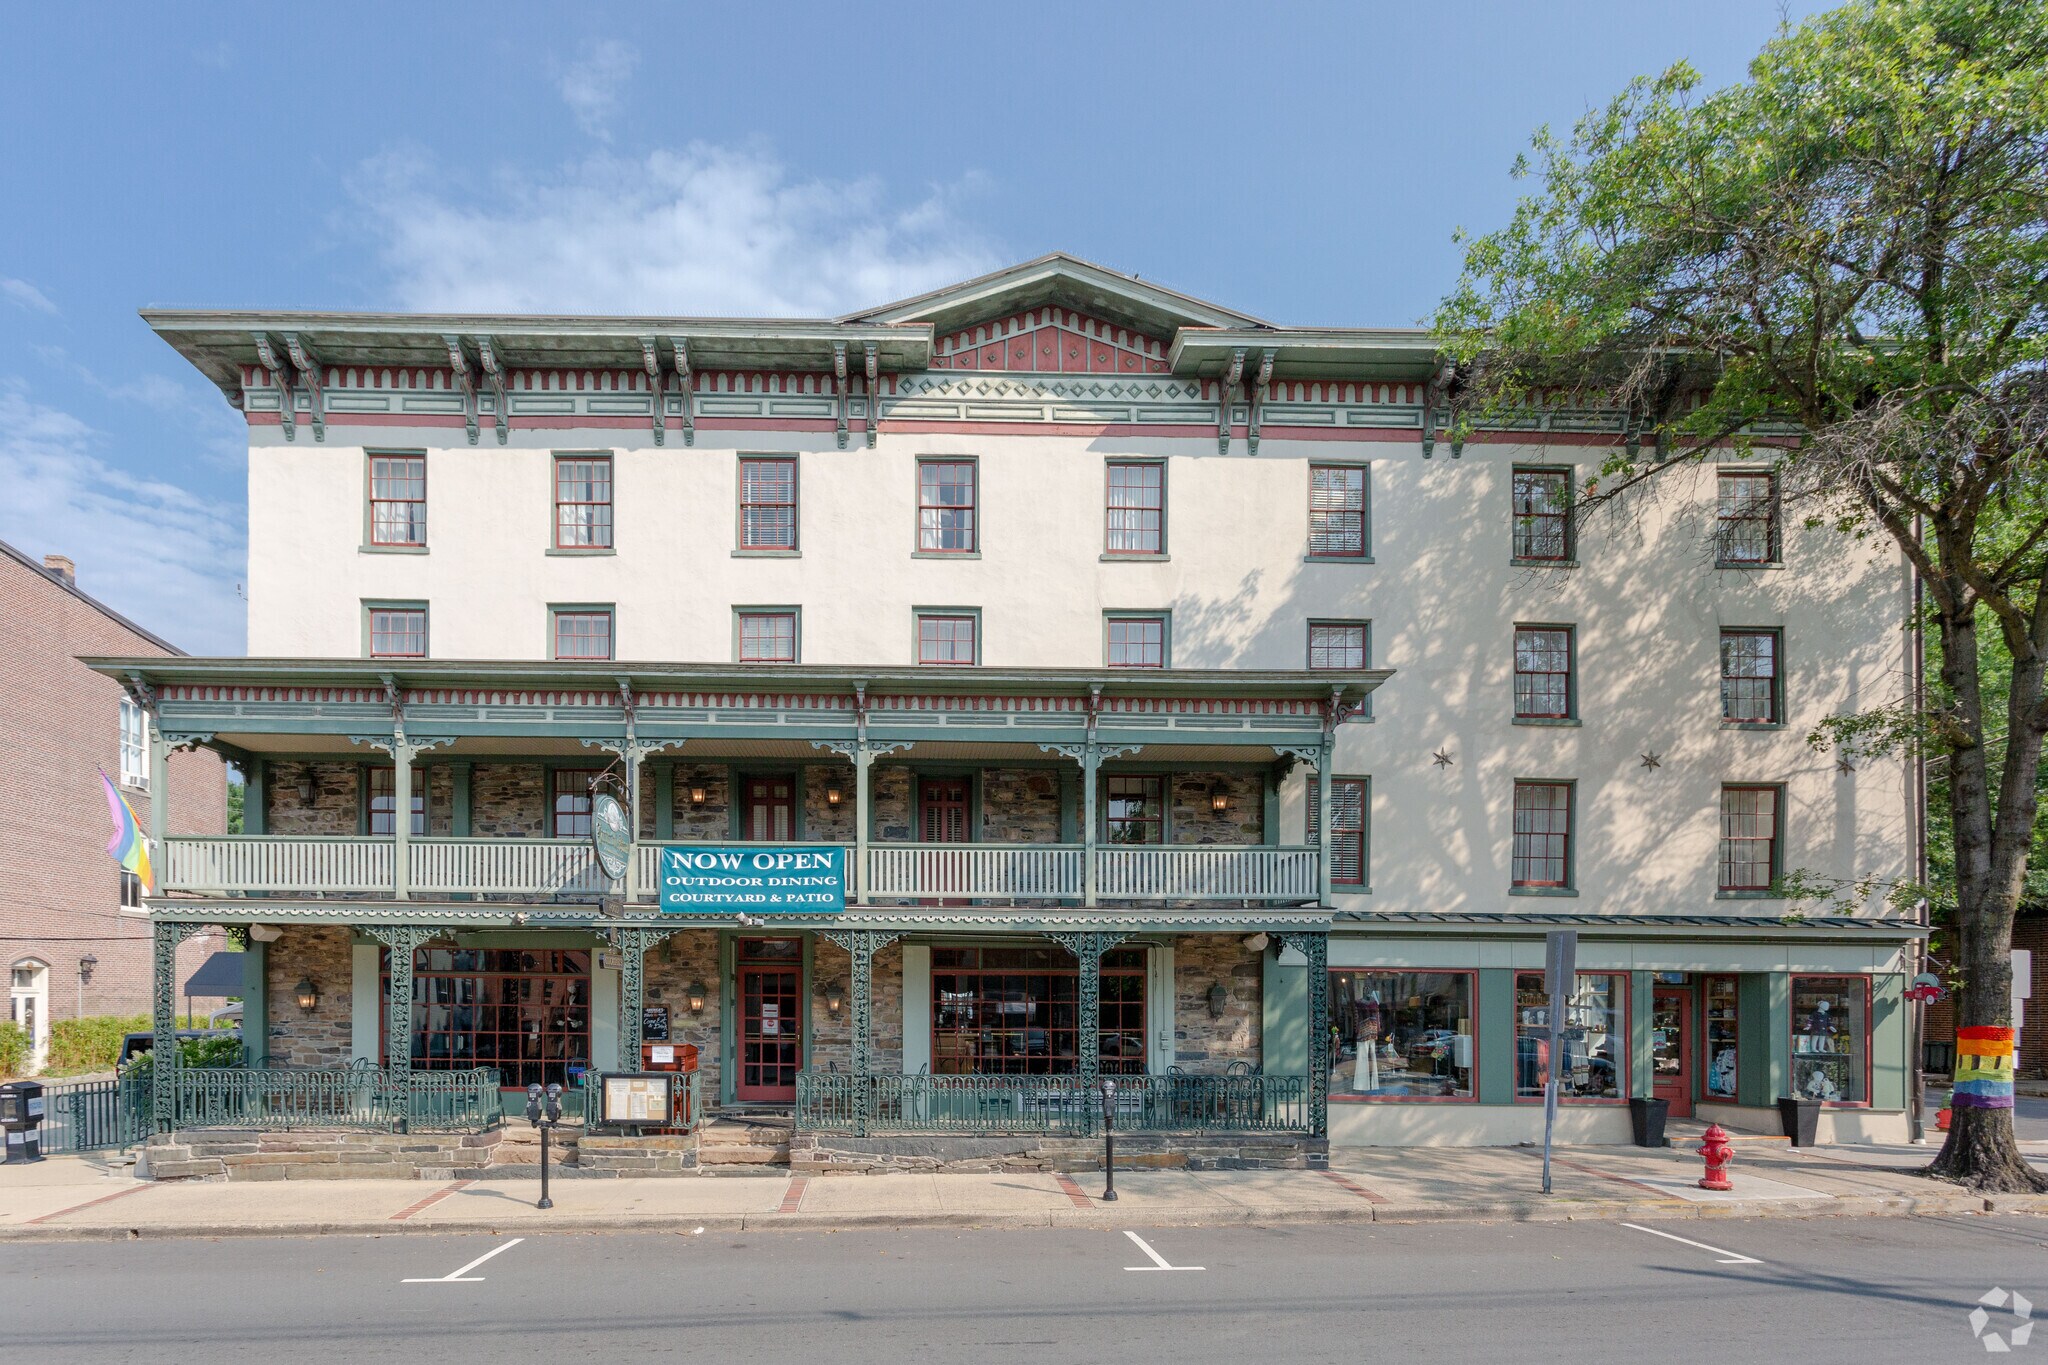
[1436,0,2048,1188]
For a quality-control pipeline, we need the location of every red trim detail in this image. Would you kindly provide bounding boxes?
[1053,1173,1096,1208]
[25,1182,157,1225]
[389,1179,473,1220]
[1317,1170,1391,1204]
[776,1176,808,1213]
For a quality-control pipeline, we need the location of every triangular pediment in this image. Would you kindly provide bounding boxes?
[846,253,1268,369]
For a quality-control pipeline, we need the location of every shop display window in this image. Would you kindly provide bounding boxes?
[1329,971,1474,1099]
[1514,972,1627,1100]
[1704,975,1740,1099]
[1791,976,1869,1104]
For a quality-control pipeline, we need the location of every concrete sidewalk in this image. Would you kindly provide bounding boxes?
[5,1136,2046,1241]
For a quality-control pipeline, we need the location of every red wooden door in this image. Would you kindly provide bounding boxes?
[918,778,970,904]
[1652,987,1694,1118]
[743,776,795,842]
[736,962,801,1101]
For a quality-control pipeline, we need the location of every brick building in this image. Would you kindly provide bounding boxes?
[1924,914,2048,1079]
[2,539,228,1070]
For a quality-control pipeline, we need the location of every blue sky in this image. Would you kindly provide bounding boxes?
[0,1,1827,655]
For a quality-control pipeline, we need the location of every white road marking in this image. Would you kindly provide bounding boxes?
[1621,1222,1761,1265]
[403,1237,526,1283]
[1123,1230,1204,1271]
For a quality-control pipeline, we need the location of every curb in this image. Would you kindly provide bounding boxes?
[2,1191,2042,1243]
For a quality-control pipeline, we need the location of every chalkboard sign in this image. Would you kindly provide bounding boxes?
[642,1005,670,1041]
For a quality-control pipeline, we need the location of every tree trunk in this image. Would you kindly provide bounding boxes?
[1922,565,2047,1192]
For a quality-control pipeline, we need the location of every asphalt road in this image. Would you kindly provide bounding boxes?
[7,1216,2046,1364]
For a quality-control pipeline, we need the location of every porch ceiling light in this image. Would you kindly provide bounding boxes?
[1207,981,1229,1018]
[1209,782,1229,813]
[686,980,708,1014]
[295,977,319,1013]
[824,979,845,1015]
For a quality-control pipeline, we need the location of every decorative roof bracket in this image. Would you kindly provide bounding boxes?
[475,337,511,445]
[441,336,480,445]
[639,337,665,446]
[863,341,879,449]
[832,341,849,449]
[282,333,326,443]
[1218,347,1246,455]
[251,333,296,441]
[1421,359,1463,459]
[1246,348,1275,457]
[669,336,694,446]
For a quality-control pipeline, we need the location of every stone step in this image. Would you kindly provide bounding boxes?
[698,1143,790,1165]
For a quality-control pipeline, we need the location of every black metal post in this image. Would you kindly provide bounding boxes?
[537,1122,553,1210]
[1100,1077,1117,1202]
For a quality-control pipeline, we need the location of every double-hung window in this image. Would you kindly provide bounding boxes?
[367,604,428,659]
[1308,777,1369,887]
[917,612,978,665]
[368,767,425,837]
[368,455,427,548]
[1719,786,1780,892]
[1716,471,1780,565]
[118,697,148,788]
[1308,621,1368,671]
[917,459,977,553]
[1513,626,1574,720]
[1720,630,1780,723]
[1106,614,1168,668]
[739,457,798,551]
[551,608,614,661]
[1511,781,1572,888]
[1105,461,1164,555]
[1308,464,1368,558]
[1105,775,1164,844]
[1511,468,1571,561]
[737,610,799,663]
[554,455,613,549]
[551,770,600,839]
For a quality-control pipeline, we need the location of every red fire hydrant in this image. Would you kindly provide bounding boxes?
[1698,1123,1734,1191]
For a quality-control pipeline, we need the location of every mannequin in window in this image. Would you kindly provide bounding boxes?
[1352,990,1381,1093]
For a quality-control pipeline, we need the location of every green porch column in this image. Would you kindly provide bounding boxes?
[243,759,266,836]
[1050,932,1128,1096]
[1281,931,1330,1140]
[150,920,207,1133]
[357,925,435,1130]
[652,758,675,839]
[1315,744,1334,907]
[146,718,170,849]
[392,742,414,901]
[449,761,472,836]
[239,936,268,1067]
[604,926,665,1066]
[820,929,899,1136]
[853,745,871,903]
[1082,741,1100,907]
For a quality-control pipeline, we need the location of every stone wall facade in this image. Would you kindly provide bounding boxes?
[641,929,724,1096]
[471,763,546,836]
[803,765,857,842]
[981,768,1064,842]
[1172,934,1263,1070]
[793,1131,1323,1175]
[264,762,360,835]
[1168,771,1264,844]
[669,763,731,840]
[807,939,905,1076]
[263,926,357,1066]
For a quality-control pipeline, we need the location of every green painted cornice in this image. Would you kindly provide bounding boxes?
[1169,328,1442,382]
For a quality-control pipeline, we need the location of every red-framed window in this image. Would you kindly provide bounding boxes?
[1308,621,1368,671]
[1790,975,1870,1105]
[552,609,613,661]
[367,766,425,837]
[1513,626,1574,719]
[1105,461,1164,555]
[1329,970,1474,1099]
[1308,777,1368,886]
[1511,782,1571,887]
[369,455,427,547]
[1704,974,1740,1100]
[1716,471,1779,564]
[554,455,613,550]
[1308,464,1368,558]
[737,611,798,663]
[1719,785,1780,890]
[917,459,977,553]
[1720,630,1780,723]
[551,769,601,839]
[1106,615,1167,668]
[381,947,591,1091]
[917,613,977,665]
[932,945,1147,1076]
[739,457,798,551]
[1514,971,1627,1100]
[368,606,427,658]
[1511,467,1571,561]
[1104,774,1163,844]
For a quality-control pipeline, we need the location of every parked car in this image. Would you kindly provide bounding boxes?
[117,1028,240,1066]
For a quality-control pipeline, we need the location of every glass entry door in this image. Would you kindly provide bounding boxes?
[1652,987,1693,1118]
[735,939,801,1102]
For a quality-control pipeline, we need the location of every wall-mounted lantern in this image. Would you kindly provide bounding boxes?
[824,979,845,1016]
[825,784,843,807]
[77,953,98,985]
[1209,782,1230,813]
[1206,981,1229,1018]
[688,785,708,807]
[295,977,320,1013]
[686,980,708,1014]
[296,772,314,801]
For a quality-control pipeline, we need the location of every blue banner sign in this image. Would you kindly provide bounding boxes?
[658,846,846,914]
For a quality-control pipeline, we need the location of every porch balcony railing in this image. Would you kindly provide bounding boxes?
[167,1065,501,1132]
[162,835,1322,905]
[794,1071,1309,1135]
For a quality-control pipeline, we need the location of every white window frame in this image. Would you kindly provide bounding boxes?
[118,697,149,789]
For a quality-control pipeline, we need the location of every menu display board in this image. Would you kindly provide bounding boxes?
[643,1005,670,1041]
[600,1073,675,1126]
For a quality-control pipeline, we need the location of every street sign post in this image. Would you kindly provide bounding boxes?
[1541,930,1578,1195]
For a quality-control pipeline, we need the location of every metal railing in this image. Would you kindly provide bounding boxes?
[39,1077,150,1153]
[795,1072,1308,1135]
[579,1067,703,1133]
[169,1066,501,1132]
[1095,845,1320,901]
[162,836,394,894]
[866,843,1084,899]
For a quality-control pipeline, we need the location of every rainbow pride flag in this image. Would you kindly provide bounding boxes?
[1952,1025,2016,1110]
[98,767,153,896]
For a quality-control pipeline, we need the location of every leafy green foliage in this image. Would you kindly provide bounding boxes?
[42,1014,150,1077]
[0,1021,30,1079]
[119,1033,244,1075]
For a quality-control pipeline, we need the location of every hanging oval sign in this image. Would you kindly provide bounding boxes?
[590,791,632,881]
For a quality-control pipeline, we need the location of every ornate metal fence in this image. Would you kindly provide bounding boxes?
[796,1072,1308,1136]
[579,1067,703,1134]
[168,1067,501,1132]
[39,1078,150,1153]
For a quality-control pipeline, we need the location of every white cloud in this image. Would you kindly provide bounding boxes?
[352,143,1000,316]
[557,40,637,141]
[3,277,57,315]
[0,381,245,654]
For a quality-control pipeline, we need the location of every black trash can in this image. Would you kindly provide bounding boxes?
[0,1080,47,1163]
[1778,1095,1821,1147]
[1628,1096,1671,1147]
